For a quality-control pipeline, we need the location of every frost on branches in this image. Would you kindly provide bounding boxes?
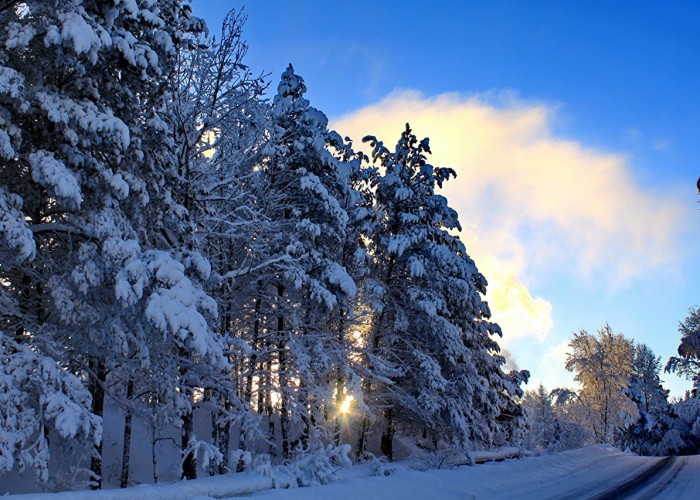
[0,3,530,492]
[0,0,223,486]
[666,307,700,391]
[355,124,528,460]
[0,331,101,483]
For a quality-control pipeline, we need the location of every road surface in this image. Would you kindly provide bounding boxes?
[8,446,700,499]
[250,446,700,500]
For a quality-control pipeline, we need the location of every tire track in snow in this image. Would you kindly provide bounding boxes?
[639,457,687,498]
[593,456,676,499]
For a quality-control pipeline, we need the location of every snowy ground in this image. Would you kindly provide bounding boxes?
[8,446,700,499]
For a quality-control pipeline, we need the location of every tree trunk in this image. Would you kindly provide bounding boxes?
[178,344,197,480]
[241,286,260,467]
[181,405,196,479]
[266,349,276,456]
[277,283,290,459]
[299,389,313,450]
[380,408,395,461]
[245,283,262,404]
[208,389,218,477]
[355,419,368,460]
[120,379,134,488]
[218,404,230,475]
[88,358,106,489]
[278,346,290,458]
[334,368,344,446]
[333,310,347,446]
[355,377,372,460]
[151,434,159,484]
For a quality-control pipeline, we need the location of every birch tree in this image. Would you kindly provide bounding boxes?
[564,324,636,443]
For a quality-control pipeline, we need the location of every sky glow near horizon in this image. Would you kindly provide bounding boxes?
[194,1,700,396]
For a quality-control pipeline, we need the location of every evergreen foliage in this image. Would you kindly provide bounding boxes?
[617,344,684,456]
[666,307,700,391]
[0,2,525,490]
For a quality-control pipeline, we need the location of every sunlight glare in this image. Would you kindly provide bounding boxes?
[339,395,354,414]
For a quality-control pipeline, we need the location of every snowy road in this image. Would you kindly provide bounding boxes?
[250,447,700,500]
[546,454,697,500]
[591,455,700,499]
[9,446,700,499]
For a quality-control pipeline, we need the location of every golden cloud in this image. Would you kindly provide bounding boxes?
[479,255,553,342]
[331,90,685,343]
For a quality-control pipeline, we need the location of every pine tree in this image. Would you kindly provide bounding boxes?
[666,307,700,391]
[522,385,561,451]
[355,124,527,460]
[0,0,227,486]
[616,343,687,456]
[265,65,363,456]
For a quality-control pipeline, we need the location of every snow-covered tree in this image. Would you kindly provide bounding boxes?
[563,324,636,443]
[522,385,562,451]
[164,7,268,478]
[354,124,527,460]
[223,65,366,459]
[615,343,684,455]
[0,330,101,485]
[0,3,532,490]
[618,381,681,456]
[669,397,700,454]
[631,344,668,415]
[666,307,700,392]
[0,0,228,486]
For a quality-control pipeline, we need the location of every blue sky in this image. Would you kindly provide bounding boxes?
[194,1,700,396]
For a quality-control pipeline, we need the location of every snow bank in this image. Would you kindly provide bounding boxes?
[9,473,273,500]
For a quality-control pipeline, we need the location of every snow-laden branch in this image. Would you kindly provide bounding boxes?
[217,254,292,281]
[30,222,93,238]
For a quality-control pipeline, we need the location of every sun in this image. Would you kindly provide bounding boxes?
[339,395,354,414]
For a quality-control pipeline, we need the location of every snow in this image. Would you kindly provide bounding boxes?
[8,446,700,499]
[0,65,25,99]
[296,218,321,239]
[107,172,130,200]
[394,187,413,201]
[0,128,14,159]
[36,92,130,150]
[408,256,425,277]
[58,12,105,56]
[112,31,160,70]
[302,108,328,129]
[7,474,274,500]
[299,173,348,229]
[324,262,357,298]
[0,187,35,262]
[235,446,700,499]
[29,151,82,207]
[5,22,36,49]
[186,252,212,281]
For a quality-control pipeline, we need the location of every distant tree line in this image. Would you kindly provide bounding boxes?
[522,314,700,456]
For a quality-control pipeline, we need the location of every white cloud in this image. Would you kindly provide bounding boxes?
[539,340,578,391]
[331,89,686,347]
[478,254,553,342]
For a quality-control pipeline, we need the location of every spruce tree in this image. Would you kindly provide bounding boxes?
[355,124,527,459]
[0,0,227,485]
